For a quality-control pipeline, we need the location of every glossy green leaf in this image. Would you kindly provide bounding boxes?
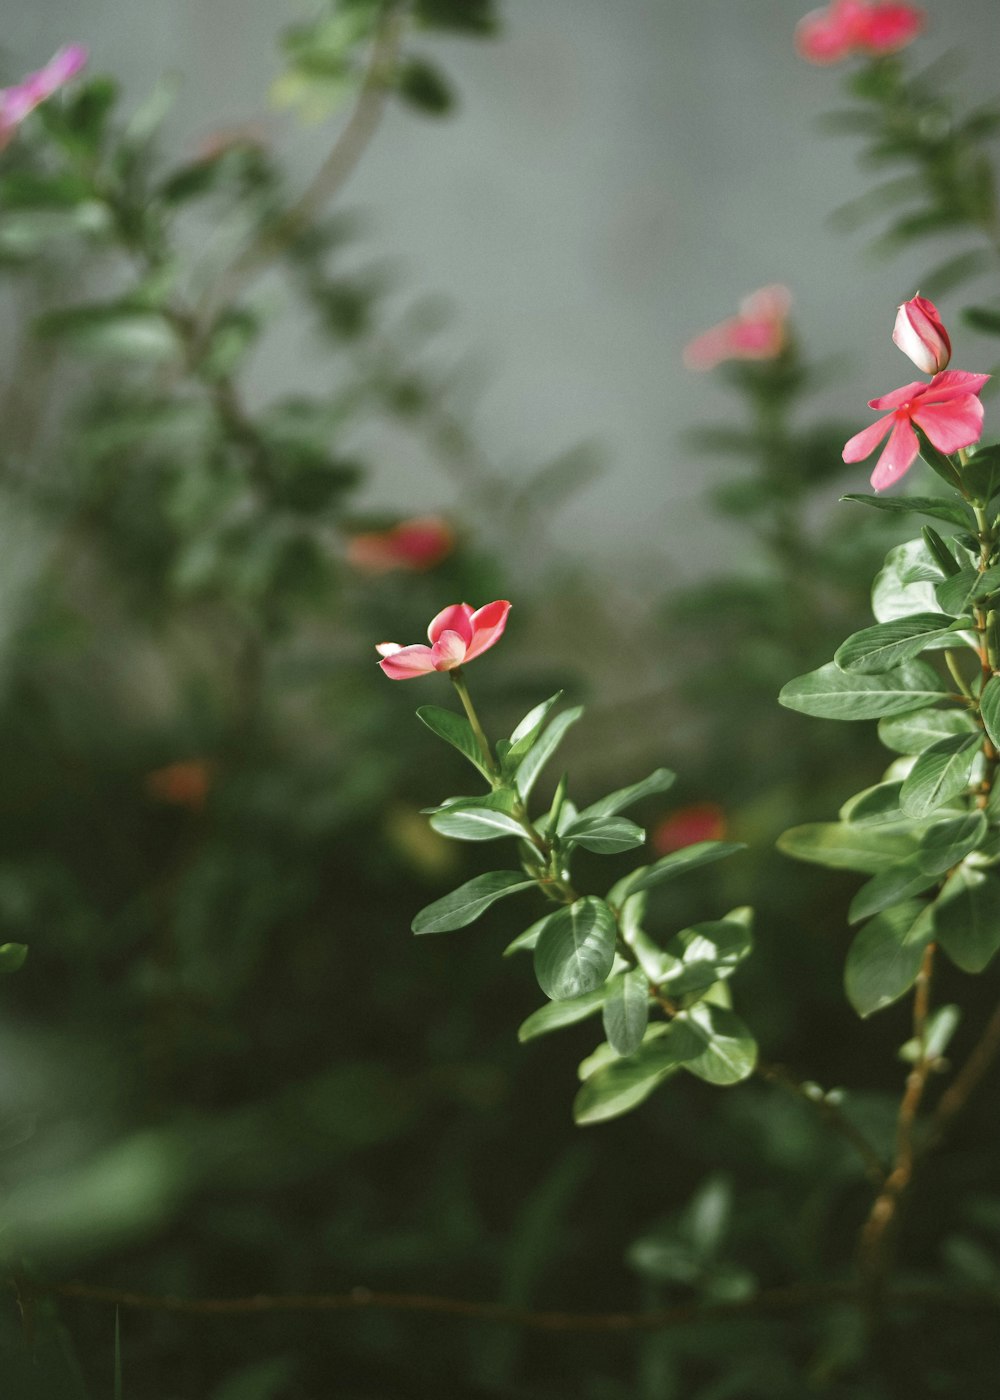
[961,443,1000,508]
[562,815,645,855]
[609,841,744,904]
[516,707,583,798]
[931,865,1000,972]
[935,566,979,617]
[921,526,961,579]
[845,902,934,1017]
[899,733,980,818]
[576,767,675,821]
[412,871,535,934]
[661,908,753,998]
[914,427,963,491]
[602,969,650,1056]
[872,540,946,624]
[777,822,920,873]
[778,660,948,720]
[848,857,940,924]
[502,911,559,957]
[518,983,610,1042]
[572,1027,685,1125]
[917,811,988,875]
[670,1004,757,1086]
[839,782,904,825]
[980,676,1000,750]
[416,704,492,779]
[428,793,526,842]
[0,942,28,973]
[878,708,978,755]
[533,897,617,1001]
[842,493,971,529]
[834,614,961,674]
[508,691,564,748]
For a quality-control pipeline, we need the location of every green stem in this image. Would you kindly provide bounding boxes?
[448,670,498,780]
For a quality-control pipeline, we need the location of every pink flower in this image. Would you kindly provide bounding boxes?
[795,1,924,64]
[0,45,89,150]
[892,294,951,375]
[377,600,511,680]
[683,285,792,372]
[843,370,990,491]
[348,516,455,575]
[652,804,727,856]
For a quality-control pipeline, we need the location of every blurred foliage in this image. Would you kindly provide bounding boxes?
[0,7,1000,1400]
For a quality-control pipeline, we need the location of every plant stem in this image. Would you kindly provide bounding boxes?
[756,1061,887,1186]
[448,670,498,779]
[923,993,1000,1156]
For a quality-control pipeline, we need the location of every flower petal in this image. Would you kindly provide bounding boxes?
[427,603,473,646]
[924,370,991,402]
[868,381,927,412]
[377,645,438,680]
[795,9,854,63]
[464,600,512,661]
[858,4,925,54]
[430,630,469,671]
[843,414,894,463]
[913,395,985,455]
[870,418,919,491]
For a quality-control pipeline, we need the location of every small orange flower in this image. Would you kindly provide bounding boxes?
[652,803,727,855]
[145,760,213,812]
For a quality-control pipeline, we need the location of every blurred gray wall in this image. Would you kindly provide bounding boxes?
[5,1,1000,577]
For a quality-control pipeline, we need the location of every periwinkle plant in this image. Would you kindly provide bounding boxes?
[380,603,758,1125]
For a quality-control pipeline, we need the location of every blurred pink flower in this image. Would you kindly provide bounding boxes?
[795,1,924,65]
[348,516,455,575]
[652,803,727,856]
[683,285,792,372]
[0,45,88,150]
[843,370,990,491]
[892,294,951,375]
[377,601,511,680]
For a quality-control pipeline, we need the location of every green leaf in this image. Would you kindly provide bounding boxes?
[963,305,1000,336]
[845,902,934,1018]
[917,811,988,875]
[834,614,961,674]
[921,526,962,579]
[777,822,921,873]
[575,767,675,821]
[0,942,28,973]
[935,566,979,617]
[416,704,492,779]
[872,539,951,624]
[899,733,980,818]
[602,969,651,1056]
[778,660,948,720]
[412,871,535,934]
[503,910,559,957]
[396,56,455,115]
[661,908,754,999]
[980,676,1000,749]
[899,1003,961,1063]
[562,815,646,855]
[533,897,617,1000]
[670,1004,757,1086]
[848,857,940,924]
[609,841,744,904]
[508,691,564,747]
[516,707,584,799]
[961,443,1000,508]
[35,304,182,363]
[878,708,978,754]
[428,793,526,842]
[518,983,610,1042]
[914,427,963,491]
[842,494,972,529]
[931,865,1000,972]
[572,1031,682,1125]
[839,782,904,825]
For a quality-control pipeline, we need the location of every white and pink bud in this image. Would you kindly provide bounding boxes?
[892,295,951,375]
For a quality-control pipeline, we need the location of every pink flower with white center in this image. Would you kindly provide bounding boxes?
[892,294,951,375]
[683,285,792,372]
[795,1,924,65]
[842,370,990,492]
[348,516,455,575]
[0,45,89,151]
[377,601,511,680]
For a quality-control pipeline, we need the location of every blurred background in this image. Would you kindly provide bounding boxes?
[2,2,1000,1398]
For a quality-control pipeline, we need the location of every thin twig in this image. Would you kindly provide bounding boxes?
[40,1279,1000,1333]
[756,1061,887,1186]
[923,994,1000,1157]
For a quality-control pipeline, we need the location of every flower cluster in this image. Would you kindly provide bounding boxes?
[0,45,88,151]
[843,295,989,491]
[795,1,924,65]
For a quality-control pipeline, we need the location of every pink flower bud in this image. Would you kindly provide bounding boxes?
[892,295,951,375]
